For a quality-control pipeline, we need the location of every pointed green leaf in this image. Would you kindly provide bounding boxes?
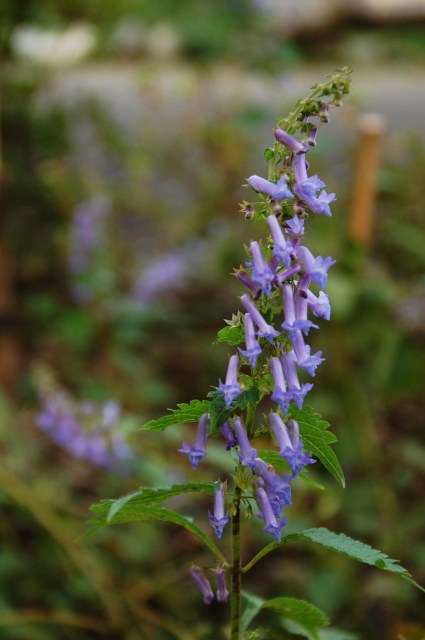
[213,325,245,347]
[140,399,210,432]
[263,597,329,640]
[86,503,227,565]
[290,406,345,487]
[277,528,423,593]
[97,483,215,523]
[240,591,264,632]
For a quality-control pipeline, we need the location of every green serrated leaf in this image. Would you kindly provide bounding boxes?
[214,325,245,347]
[102,483,216,523]
[86,502,227,564]
[280,528,424,593]
[290,406,345,487]
[140,399,210,432]
[263,597,329,640]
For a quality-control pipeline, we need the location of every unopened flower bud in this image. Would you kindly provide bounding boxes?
[271,199,282,214]
[307,127,318,147]
[245,204,255,220]
[319,102,329,123]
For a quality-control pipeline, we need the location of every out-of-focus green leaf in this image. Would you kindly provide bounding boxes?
[140,399,210,431]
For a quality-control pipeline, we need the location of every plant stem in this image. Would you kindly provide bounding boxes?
[230,485,242,640]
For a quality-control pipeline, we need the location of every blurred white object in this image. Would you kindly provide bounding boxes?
[11,23,97,67]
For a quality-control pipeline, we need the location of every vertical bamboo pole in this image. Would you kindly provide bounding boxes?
[348,113,386,246]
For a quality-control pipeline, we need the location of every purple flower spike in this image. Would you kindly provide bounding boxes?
[190,566,214,605]
[178,413,210,470]
[267,215,294,267]
[238,313,262,368]
[307,289,331,320]
[269,413,315,478]
[219,422,238,450]
[240,294,280,343]
[219,355,241,407]
[298,246,336,290]
[255,486,287,542]
[250,241,275,295]
[214,568,229,603]
[234,416,257,468]
[274,128,309,155]
[208,482,230,540]
[247,174,294,201]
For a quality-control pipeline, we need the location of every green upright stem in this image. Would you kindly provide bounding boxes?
[230,486,242,640]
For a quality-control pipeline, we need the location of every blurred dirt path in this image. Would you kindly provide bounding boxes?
[36,62,425,141]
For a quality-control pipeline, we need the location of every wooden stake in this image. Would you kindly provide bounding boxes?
[348,113,386,246]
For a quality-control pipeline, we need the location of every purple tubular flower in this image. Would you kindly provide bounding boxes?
[219,355,241,407]
[178,413,210,470]
[250,241,275,295]
[219,422,238,450]
[293,157,337,216]
[255,485,287,542]
[238,313,262,368]
[267,215,294,267]
[234,416,257,468]
[273,128,309,155]
[235,269,262,299]
[285,214,305,237]
[294,287,319,335]
[281,283,297,339]
[214,568,229,603]
[291,330,325,377]
[280,351,314,408]
[307,289,331,320]
[190,566,214,605]
[208,482,230,540]
[270,357,291,414]
[247,174,294,200]
[254,459,292,516]
[275,263,302,286]
[269,413,315,477]
[297,246,336,290]
[240,294,280,343]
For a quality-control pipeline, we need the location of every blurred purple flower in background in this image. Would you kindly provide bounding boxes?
[36,388,133,470]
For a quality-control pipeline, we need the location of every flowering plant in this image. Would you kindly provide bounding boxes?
[87,68,422,639]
